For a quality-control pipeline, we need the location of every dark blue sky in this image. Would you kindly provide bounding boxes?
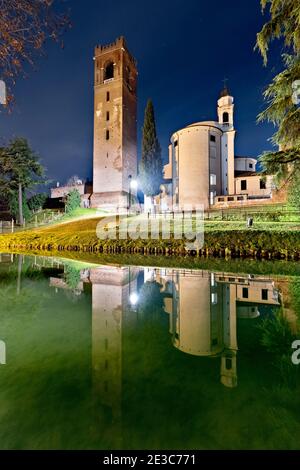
[0,0,281,185]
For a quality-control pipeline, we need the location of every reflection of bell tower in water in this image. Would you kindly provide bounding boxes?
[167,271,238,388]
[91,265,138,441]
[91,37,138,209]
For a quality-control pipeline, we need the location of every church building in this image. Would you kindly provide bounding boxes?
[51,36,286,212]
[161,87,281,211]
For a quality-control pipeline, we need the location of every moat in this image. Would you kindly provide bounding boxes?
[0,253,299,449]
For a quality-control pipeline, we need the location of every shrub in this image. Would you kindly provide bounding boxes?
[27,193,47,211]
[65,189,81,214]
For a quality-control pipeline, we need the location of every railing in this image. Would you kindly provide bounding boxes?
[0,210,64,234]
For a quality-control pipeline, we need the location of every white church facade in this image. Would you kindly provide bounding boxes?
[159,87,280,212]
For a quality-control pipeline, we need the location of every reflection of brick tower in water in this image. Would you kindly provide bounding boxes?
[91,265,138,446]
[91,37,138,210]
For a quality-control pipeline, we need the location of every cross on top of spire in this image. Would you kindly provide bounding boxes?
[220,77,230,98]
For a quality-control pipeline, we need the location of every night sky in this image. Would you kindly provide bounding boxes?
[0,0,282,187]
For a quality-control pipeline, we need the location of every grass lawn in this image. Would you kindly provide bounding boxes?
[0,213,300,259]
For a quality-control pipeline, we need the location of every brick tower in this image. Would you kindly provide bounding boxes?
[91,36,138,210]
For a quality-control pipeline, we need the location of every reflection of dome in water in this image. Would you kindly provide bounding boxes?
[172,276,223,357]
[237,305,260,319]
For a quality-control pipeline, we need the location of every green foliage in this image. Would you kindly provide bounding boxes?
[64,265,81,290]
[9,191,31,222]
[138,281,164,314]
[256,0,300,65]
[0,137,46,223]
[65,189,81,214]
[27,193,47,211]
[257,310,300,386]
[256,1,300,178]
[258,55,300,148]
[257,312,294,356]
[257,55,300,177]
[288,169,300,209]
[0,138,45,191]
[289,278,300,324]
[139,99,163,197]
[259,146,300,180]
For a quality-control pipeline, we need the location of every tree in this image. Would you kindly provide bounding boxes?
[0,0,70,101]
[287,170,300,209]
[65,188,81,214]
[256,0,300,66]
[0,138,45,224]
[139,100,163,203]
[9,191,31,222]
[27,193,47,211]
[256,0,300,177]
[258,54,300,178]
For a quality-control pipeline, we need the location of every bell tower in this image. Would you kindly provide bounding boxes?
[91,37,138,210]
[217,86,236,196]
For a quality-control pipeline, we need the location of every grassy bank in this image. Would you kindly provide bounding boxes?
[1,214,300,260]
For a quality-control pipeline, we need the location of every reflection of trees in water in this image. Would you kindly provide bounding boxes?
[257,310,300,387]
[289,278,300,325]
[137,281,164,315]
[64,265,81,290]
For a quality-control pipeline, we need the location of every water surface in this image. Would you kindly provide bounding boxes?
[0,253,299,450]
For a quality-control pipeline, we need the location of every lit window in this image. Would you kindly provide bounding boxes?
[210,174,216,185]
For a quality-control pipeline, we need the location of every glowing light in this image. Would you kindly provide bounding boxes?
[130,179,138,190]
[129,292,139,306]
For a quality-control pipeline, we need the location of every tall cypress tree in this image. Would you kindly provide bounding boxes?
[139,99,163,199]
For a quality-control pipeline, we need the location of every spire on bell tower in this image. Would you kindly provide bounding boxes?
[217,79,234,126]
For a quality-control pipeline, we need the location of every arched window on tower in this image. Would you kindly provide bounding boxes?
[104,62,114,81]
[223,112,229,123]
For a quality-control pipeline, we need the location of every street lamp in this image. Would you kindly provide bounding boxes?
[129,292,139,306]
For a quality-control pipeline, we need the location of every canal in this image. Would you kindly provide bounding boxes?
[0,253,299,449]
